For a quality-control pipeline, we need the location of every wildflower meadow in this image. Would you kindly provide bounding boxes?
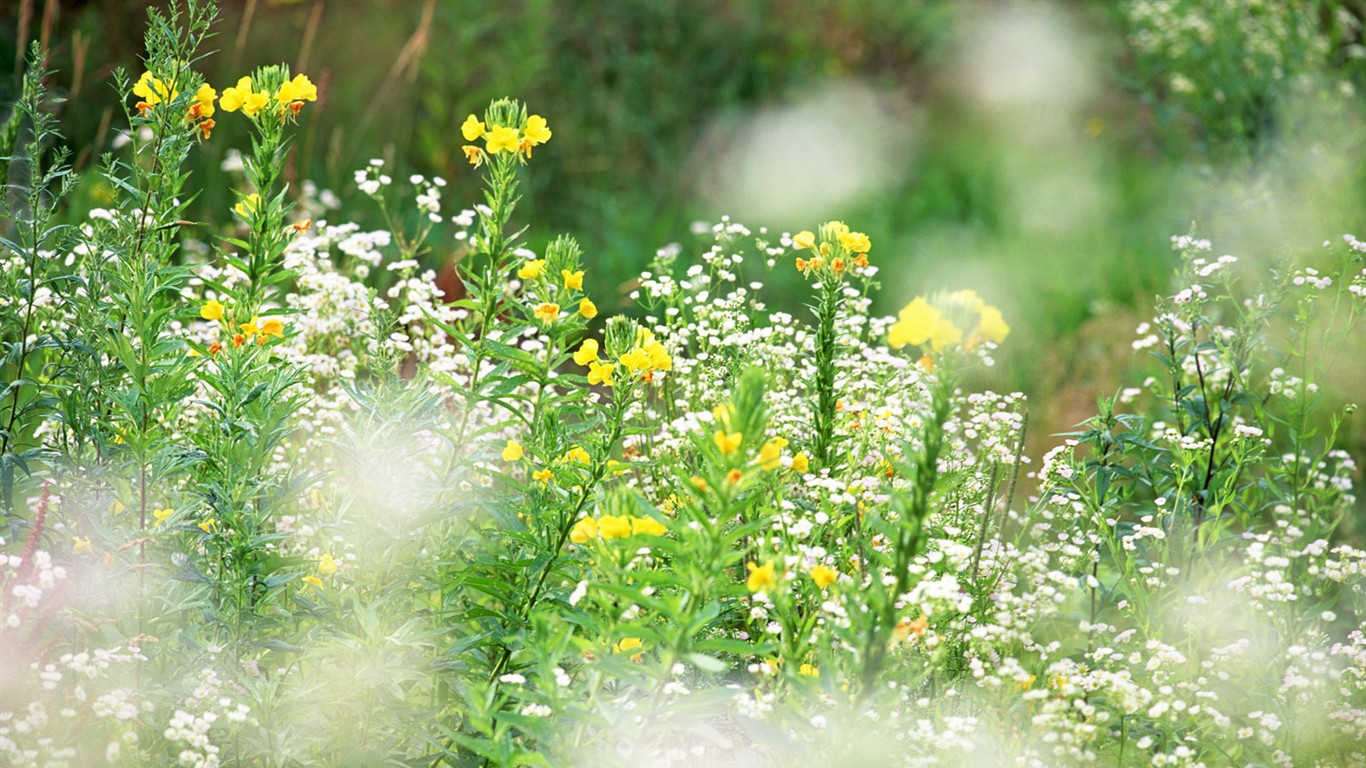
[2,2,1365,767]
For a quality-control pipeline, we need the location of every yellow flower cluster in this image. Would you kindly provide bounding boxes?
[792,220,871,277]
[887,289,1009,357]
[569,513,667,544]
[201,298,285,349]
[131,71,218,139]
[461,112,552,167]
[517,259,596,322]
[617,328,672,382]
[221,72,317,120]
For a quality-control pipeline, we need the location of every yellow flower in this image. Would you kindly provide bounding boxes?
[790,451,809,474]
[630,516,667,537]
[573,338,599,366]
[219,76,254,113]
[578,297,598,319]
[888,297,940,349]
[562,269,584,291]
[613,636,645,661]
[461,114,486,141]
[275,73,317,104]
[192,84,217,119]
[73,536,93,555]
[792,230,816,250]
[746,561,778,593]
[713,430,742,455]
[462,145,484,167]
[234,193,261,218]
[523,114,552,146]
[485,125,520,154]
[929,317,962,352]
[533,468,553,484]
[502,440,524,462]
[302,575,323,589]
[809,564,839,589]
[598,514,632,540]
[110,498,126,513]
[838,230,871,254]
[198,518,218,534]
[258,317,285,338]
[200,299,224,321]
[562,445,591,465]
[570,516,599,544]
[587,361,615,387]
[152,507,175,526]
[534,303,560,323]
[798,663,819,678]
[976,305,1010,343]
[757,437,788,471]
[132,71,175,106]
[317,554,338,575]
[517,259,546,281]
[239,317,260,337]
[242,90,270,117]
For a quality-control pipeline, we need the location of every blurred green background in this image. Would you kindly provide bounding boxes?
[4,0,1366,447]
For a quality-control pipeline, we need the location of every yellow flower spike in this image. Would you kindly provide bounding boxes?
[517,259,545,280]
[792,231,815,250]
[152,507,174,526]
[317,554,338,575]
[573,338,599,366]
[745,561,778,593]
[219,76,254,113]
[532,468,553,485]
[501,440,524,462]
[200,299,224,321]
[534,302,560,323]
[630,516,667,537]
[757,437,788,471]
[790,451,809,474]
[713,430,742,455]
[587,361,615,387]
[73,536,93,555]
[578,297,598,319]
[569,516,599,544]
[523,114,552,146]
[562,269,584,291]
[461,114,486,141]
[598,514,632,540]
[887,297,940,349]
[977,305,1010,344]
[485,125,520,154]
[809,564,839,589]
